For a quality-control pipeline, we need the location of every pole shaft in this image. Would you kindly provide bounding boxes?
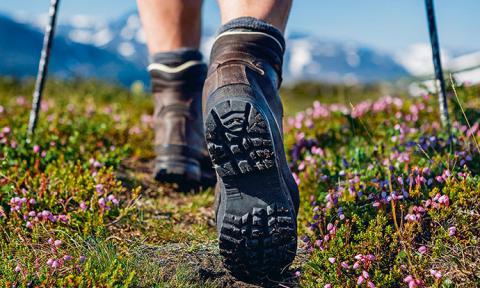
[424,0,450,131]
[27,0,60,141]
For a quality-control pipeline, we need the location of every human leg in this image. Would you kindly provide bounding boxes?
[137,0,214,187]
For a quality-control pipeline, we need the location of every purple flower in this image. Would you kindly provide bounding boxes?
[354,254,363,260]
[367,281,376,288]
[405,214,419,222]
[438,195,449,206]
[80,201,87,211]
[57,214,69,223]
[51,260,60,268]
[63,255,72,261]
[79,255,86,263]
[107,194,120,206]
[295,270,301,277]
[341,261,350,269]
[353,262,360,270]
[324,284,332,288]
[328,257,336,264]
[430,269,442,279]
[14,264,21,273]
[327,223,333,231]
[95,184,104,195]
[362,270,370,279]
[418,246,427,254]
[448,226,456,236]
[54,240,62,247]
[357,275,365,285]
[98,198,107,209]
[33,145,40,154]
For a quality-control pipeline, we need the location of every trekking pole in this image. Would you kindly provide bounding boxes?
[27,0,61,143]
[424,0,451,133]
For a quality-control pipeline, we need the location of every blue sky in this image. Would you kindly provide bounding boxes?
[1,0,478,53]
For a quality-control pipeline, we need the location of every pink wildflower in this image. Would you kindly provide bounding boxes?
[418,246,427,254]
[362,270,370,279]
[80,201,87,211]
[95,184,104,195]
[430,269,442,279]
[448,226,456,236]
[353,262,360,270]
[14,264,21,273]
[357,275,365,285]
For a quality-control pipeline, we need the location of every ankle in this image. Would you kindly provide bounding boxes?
[148,48,207,93]
[210,17,285,84]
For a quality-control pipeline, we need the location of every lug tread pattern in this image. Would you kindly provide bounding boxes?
[205,100,297,279]
[205,101,274,177]
[218,205,296,278]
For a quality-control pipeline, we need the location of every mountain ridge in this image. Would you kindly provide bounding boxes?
[1,11,410,86]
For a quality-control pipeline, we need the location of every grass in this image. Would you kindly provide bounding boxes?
[0,77,479,287]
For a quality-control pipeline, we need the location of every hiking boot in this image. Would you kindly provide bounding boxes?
[203,18,299,279]
[149,49,215,188]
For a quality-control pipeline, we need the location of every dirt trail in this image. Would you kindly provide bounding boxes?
[116,158,302,287]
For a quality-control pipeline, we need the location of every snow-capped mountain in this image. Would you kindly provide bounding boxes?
[2,11,411,86]
[0,13,149,86]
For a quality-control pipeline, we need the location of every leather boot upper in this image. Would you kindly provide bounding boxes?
[150,63,208,161]
[203,31,300,214]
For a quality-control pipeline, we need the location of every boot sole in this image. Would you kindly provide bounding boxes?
[205,99,297,279]
[154,157,201,188]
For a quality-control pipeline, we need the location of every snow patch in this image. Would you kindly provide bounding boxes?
[454,67,480,85]
[118,42,135,57]
[289,40,313,77]
[395,43,450,76]
[93,29,113,47]
[69,29,92,44]
[70,15,96,29]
